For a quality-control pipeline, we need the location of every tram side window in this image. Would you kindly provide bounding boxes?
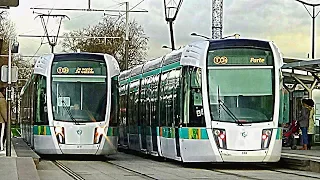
[119,84,127,127]
[160,72,169,126]
[140,80,146,127]
[159,69,181,127]
[151,74,159,127]
[188,67,205,127]
[35,76,48,125]
[110,77,119,126]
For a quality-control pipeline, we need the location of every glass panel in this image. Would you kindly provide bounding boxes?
[35,76,48,125]
[208,69,274,123]
[52,77,107,122]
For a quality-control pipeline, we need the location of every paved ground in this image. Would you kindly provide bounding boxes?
[37,152,320,180]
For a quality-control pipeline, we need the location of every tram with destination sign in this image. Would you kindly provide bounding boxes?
[20,53,120,155]
[119,39,284,162]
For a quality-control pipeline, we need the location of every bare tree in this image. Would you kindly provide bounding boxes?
[0,11,16,88]
[61,16,149,70]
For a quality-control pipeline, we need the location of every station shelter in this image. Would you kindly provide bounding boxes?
[282,58,320,145]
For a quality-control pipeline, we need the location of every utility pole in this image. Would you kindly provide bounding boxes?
[125,2,129,70]
[6,39,12,156]
[295,0,320,59]
[5,39,18,156]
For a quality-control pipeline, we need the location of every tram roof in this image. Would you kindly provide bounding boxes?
[282,58,320,85]
[282,58,320,73]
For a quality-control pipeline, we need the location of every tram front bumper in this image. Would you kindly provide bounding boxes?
[219,149,269,162]
[59,144,100,154]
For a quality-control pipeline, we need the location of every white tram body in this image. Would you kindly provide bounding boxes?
[20,53,120,155]
[119,39,283,162]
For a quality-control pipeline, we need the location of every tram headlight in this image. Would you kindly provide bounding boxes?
[94,126,105,144]
[261,129,273,149]
[54,126,65,144]
[212,128,227,149]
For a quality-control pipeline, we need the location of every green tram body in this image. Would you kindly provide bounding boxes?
[119,39,284,162]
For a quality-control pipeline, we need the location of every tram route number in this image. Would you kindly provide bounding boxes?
[213,56,228,65]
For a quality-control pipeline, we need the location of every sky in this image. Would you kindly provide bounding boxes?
[5,0,320,62]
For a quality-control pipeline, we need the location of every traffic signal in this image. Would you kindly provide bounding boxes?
[0,0,19,7]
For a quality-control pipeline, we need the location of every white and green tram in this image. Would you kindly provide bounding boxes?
[119,39,284,162]
[20,53,120,155]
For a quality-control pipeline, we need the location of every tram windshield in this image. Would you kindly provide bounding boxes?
[52,77,107,122]
[207,48,274,123]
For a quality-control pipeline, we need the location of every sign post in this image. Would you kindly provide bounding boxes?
[6,39,12,156]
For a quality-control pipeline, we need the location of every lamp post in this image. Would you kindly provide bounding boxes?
[191,32,240,40]
[221,33,240,39]
[295,0,320,59]
[164,0,183,51]
[190,32,211,40]
[5,39,19,157]
[162,45,174,50]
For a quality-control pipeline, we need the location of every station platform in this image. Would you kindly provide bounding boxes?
[280,146,320,173]
[0,137,40,180]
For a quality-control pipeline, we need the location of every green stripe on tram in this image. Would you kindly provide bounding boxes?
[161,62,180,72]
[107,127,119,136]
[276,128,282,140]
[160,127,175,138]
[179,127,209,139]
[33,125,51,135]
[142,69,161,78]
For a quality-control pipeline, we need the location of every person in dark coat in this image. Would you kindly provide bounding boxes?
[297,99,310,150]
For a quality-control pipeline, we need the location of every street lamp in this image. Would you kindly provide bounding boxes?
[162,45,174,50]
[190,32,211,40]
[164,0,183,51]
[221,33,240,39]
[295,0,320,59]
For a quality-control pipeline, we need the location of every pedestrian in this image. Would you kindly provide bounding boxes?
[306,99,315,150]
[297,99,309,150]
[0,87,7,151]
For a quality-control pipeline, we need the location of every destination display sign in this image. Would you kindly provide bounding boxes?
[52,61,106,75]
[208,48,274,66]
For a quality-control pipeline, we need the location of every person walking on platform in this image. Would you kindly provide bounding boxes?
[0,87,7,151]
[306,99,315,150]
[297,99,310,150]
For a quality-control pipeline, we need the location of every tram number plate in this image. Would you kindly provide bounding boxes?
[242,151,247,155]
[77,145,82,148]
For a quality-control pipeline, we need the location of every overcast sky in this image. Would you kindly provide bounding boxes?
[6,0,320,62]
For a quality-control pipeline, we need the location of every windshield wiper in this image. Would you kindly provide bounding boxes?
[217,86,243,126]
[218,99,243,126]
[58,92,80,125]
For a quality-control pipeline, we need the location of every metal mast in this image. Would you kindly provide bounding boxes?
[212,0,223,39]
[295,0,320,59]
[164,0,183,50]
[35,13,70,53]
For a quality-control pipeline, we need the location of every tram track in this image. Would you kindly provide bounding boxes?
[258,164,320,179]
[105,161,158,180]
[52,160,86,180]
[204,163,320,180]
